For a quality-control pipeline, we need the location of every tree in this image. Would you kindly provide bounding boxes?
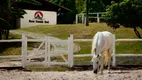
[50,0,77,24]
[75,0,85,13]
[50,0,77,11]
[0,0,40,39]
[88,0,105,13]
[104,0,142,38]
[102,0,123,7]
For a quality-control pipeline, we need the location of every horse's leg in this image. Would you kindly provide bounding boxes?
[108,49,112,73]
[93,60,98,74]
[92,55,98,74]
[100,52,105,74]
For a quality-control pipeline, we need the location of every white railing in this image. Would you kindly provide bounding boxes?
[73,35,142,67]
[0,34,74,68]
[0,39,22,59]
[0,34,142,67]
[21,34,73,68]
[76,12,106,24]
[114,38,142,66]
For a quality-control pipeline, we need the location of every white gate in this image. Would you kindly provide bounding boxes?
[21,34,73,68]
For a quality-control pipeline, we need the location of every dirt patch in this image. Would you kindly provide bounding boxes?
[0,68,141,80]
[0,61,142,80]
[0,64,142,80]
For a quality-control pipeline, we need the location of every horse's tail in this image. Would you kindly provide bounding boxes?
[104,51,109,66]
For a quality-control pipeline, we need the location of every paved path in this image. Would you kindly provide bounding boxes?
[10,30,54,39]
[10,30,81,52]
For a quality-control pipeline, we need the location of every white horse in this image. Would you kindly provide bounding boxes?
[91,31,114,74]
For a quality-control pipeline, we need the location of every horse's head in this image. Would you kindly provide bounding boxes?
[92,53,101,74]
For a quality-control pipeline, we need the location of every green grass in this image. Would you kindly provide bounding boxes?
[116,42,142,54]
[15,23,142,54]
[19,23,142,39]
[26,65,71,72]
[1,23,142,71]
[2,23,141,55]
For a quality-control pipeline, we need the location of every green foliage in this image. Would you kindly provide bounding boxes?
[88,0,105,12]
[104,0,142,38]
[105,0,142,28]
[0,18,11,28]
[50,0,77,11]
[50,0,77,24]
[77,0,123,13]
[0,0,41,39]
[102,0,123,7]
[75,0,85,13]
[1,0,41,23]
[63,11,76,24]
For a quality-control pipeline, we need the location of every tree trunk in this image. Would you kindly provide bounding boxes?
[133,27,141,38]
[5,29,9,39]
[85,0,89,26]
[0,29,2,40]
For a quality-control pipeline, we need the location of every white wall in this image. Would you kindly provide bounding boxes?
[20,10,57,28]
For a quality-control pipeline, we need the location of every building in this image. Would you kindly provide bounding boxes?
[14,0,71,28]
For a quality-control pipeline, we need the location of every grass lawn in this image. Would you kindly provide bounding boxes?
[13,23,142,54]
[20,23,142,39]
[2,23,142,55]
[0,23,142,70]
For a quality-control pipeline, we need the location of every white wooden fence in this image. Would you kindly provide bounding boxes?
[0,34,142,67]
[0,34,74,68]
[76,12,106,24]
[114,38,142,66]
[21,34,73,68]
[74,35,142,66]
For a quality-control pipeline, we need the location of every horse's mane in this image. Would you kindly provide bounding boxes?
[91,32,101,55]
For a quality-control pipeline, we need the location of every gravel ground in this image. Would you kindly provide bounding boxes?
[0,67,141,80]
[0,61,142,80]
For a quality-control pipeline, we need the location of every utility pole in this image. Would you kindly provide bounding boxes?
[86,0,89,26]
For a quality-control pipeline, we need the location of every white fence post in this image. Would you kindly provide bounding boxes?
[22,33,27,68]
[97,13,100,23]
[82,13,85,24]
[112,34,116,67]
[44,37,48,67]
[47,37,51,67]
[68,34,73,67]
[76,14,78,24]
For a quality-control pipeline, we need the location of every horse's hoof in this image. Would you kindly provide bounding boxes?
[93,70,97,74]
[108,71,111,74]
[100,73,103,75]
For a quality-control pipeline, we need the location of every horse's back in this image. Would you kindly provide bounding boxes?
[101,31,113,50]
[92,31,113,52]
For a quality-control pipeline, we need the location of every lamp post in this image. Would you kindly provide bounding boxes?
[86,0,89,26]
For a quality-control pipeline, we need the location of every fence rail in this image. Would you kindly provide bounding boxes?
[0,55,21,59]
[116,54,142,57]
[76,12,106,24]
[0,39,22,42]
[0,35,142,67]
[74,37,142,66]
[116,39,142,41]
